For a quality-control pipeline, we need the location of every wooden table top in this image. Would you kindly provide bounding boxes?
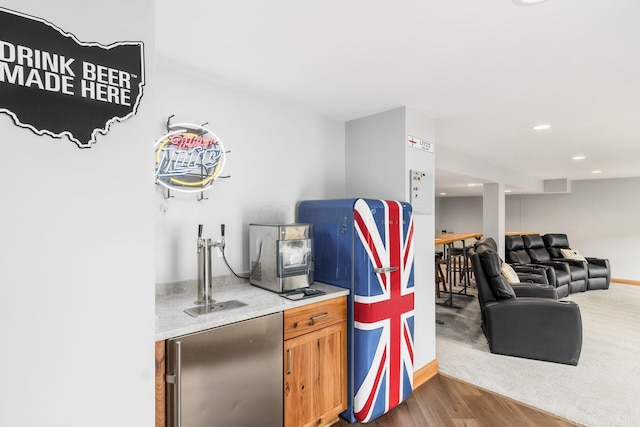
[434,232,483,246]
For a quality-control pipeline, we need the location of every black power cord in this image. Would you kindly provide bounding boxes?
[221,246,249,279]
[219,224,249,279]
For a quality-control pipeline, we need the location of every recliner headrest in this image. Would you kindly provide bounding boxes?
[479,249,502,277]
[543,233,570,258]
[477,249,516,299]
[474,244,493,256]
[505,235,524,251]
[475,237,497,252]
[543,233,570,248]
[523,234,545,249]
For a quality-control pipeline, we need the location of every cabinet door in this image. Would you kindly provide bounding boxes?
[284,322,347,427]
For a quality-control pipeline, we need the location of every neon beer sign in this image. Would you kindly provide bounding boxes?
[155,123,226,193]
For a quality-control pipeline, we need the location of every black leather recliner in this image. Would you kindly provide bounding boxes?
[471,246,582,365]
[523,234,588,293]
[474,238,549,285]
[505,235,571,298]
[543,233,611,290]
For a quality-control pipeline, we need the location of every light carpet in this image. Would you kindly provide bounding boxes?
[435,283,640,427]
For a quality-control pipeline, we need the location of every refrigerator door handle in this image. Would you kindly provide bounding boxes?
[166,340,182,427]
[373,266,398,274]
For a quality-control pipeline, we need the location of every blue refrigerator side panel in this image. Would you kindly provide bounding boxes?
[298,199,358,422]
[298,199,356,290]
[298,198,415,424]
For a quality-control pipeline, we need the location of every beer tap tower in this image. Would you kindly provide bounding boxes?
[195,224,225,305]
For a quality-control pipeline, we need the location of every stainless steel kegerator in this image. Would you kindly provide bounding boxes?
[298,198,415,423]
[166,312,283,427]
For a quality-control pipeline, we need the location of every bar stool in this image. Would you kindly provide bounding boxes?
[464,245,475,283]
[448,244,474,295]
[460,245,475,291]
[435,253,447,297]
[447,246,465,286]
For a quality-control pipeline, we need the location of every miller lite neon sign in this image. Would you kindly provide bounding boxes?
[155,123,226,193]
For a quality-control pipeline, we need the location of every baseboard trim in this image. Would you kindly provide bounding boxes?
[413,358,439,388]
[612,278,640,286]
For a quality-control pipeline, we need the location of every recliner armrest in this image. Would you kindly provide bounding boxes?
[511,284,558,299]
[537,260,572,273]
[586,257,610,269]
[516,273,548,285]
[552,258,588,269]
[512,265,542,274]
[483,299,582,365]
[513,263,557,287]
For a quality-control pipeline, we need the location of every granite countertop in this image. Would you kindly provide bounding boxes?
[156,277,349,341]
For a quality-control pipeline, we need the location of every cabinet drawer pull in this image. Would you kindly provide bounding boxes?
[286,348,292,375]
[309,312,328,326]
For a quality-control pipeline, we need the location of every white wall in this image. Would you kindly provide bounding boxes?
[0,1,155,426]
[435,196,483,234]
[155,60,346,283]
[405,107,436,366]
[345,107,405,200]
[436,177,640,280]
[508,178,640,280]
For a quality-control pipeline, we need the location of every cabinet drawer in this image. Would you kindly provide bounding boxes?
[284,296,346,340]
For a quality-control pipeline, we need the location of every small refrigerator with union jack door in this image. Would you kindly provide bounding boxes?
[298,198,414,423]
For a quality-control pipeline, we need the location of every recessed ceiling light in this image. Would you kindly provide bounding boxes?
[505,190,512,193]
[572,156,586,160]
[467,183,480,187]
[531,124,551,131]
[439,192,447,196]
[513,0,548,5]
[592,170,602,174]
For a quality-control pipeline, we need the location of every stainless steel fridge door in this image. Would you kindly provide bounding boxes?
[166,312,283,427]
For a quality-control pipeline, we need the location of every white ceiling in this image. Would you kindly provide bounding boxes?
[155,0,640,197]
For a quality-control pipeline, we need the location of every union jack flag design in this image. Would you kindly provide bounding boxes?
[352,199,414,422]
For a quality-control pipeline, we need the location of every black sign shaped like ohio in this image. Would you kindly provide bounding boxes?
[0,8,144,148]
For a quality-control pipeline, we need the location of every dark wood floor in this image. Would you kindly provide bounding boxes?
[334,373,581,427]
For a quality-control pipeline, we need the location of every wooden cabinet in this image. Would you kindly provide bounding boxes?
[284,296,347,427]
